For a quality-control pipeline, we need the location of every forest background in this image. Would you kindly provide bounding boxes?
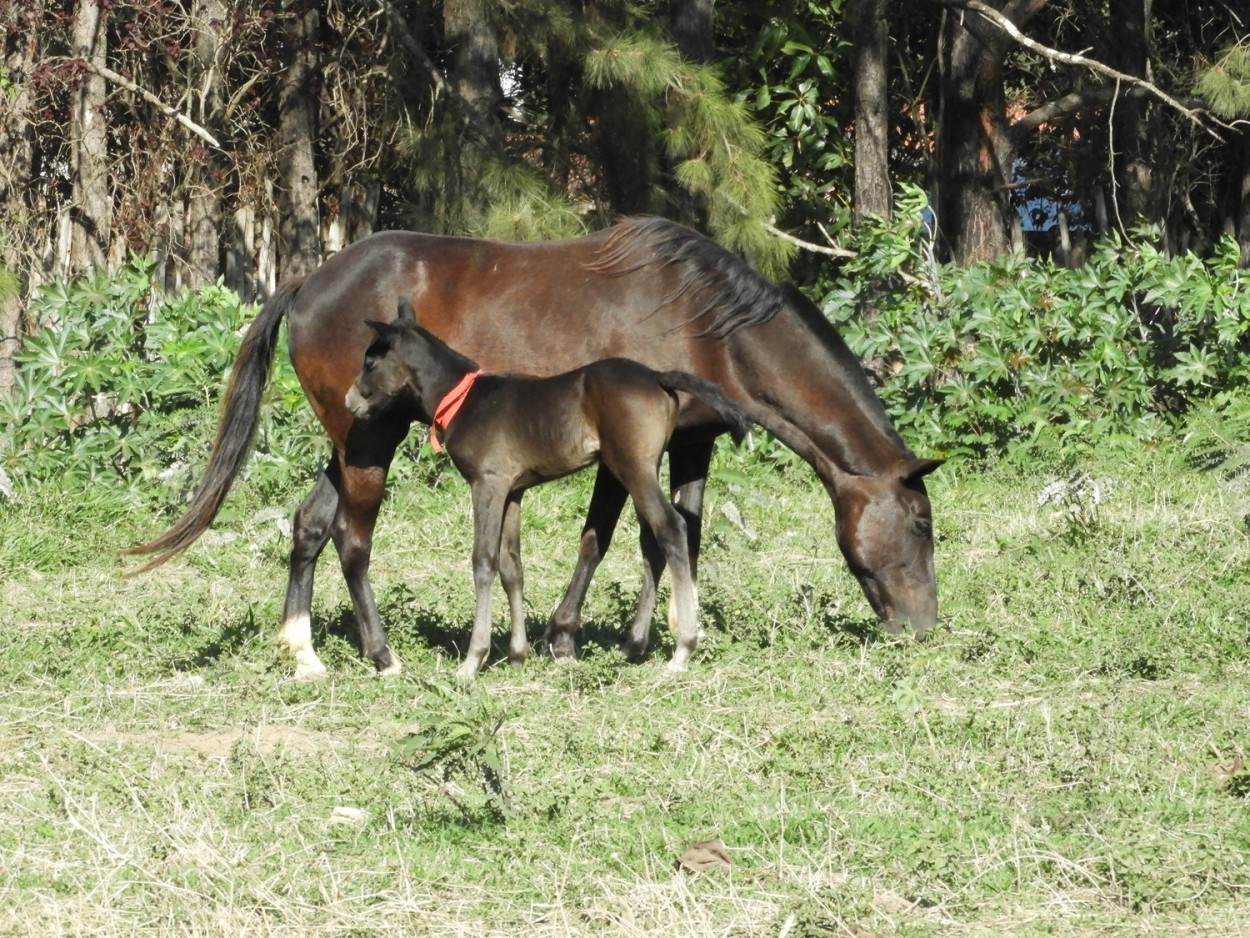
[3,0,1250,481]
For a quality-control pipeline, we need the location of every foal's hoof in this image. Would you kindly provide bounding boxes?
[543,633,579,660]
[620,639,649,662]
[373,647,403,677]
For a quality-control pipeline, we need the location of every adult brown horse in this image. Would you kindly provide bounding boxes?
[128,217,941,677]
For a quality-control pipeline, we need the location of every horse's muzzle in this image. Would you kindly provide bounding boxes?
[344,386,370,418]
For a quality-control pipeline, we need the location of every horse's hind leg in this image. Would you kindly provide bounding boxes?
[542,467,628,659]
[332,437,403,675]
[498,492,529,665]
[277,459,340,678]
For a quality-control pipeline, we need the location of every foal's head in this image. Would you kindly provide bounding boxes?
[345,298,448,421]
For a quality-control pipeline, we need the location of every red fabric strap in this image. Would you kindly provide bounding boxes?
[429,370,482,453]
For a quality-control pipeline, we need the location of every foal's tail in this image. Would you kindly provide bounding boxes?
[656,371,752,445]
[123,279,305,573]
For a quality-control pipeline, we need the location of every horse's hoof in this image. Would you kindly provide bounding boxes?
[293,660,328,680]
[621,640,648,662]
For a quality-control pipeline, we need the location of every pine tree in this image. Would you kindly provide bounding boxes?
[396,1,793,276]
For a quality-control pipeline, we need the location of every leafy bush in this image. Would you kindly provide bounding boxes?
[825,189,1250,459]
[0,258,326,498]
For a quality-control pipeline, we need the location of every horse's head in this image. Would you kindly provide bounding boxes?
[345,297,432,421]
[833,457,942,637]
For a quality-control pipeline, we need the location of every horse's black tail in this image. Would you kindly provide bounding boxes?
[656,371,752,445]
[123,279,305,573]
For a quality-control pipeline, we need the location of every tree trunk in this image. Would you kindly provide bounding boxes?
[933,0,1045,264]
[850,0,892,223]
[443,0,505,221]
[276,0,322,278]
[69,0,112,275]
[225,204,257,303]
[184,0,229,289]
[1107,0,1159,236]
[1237,129,1250,268]
[663,0,715,227]
[668,0,713,64]
[0,14,40,393]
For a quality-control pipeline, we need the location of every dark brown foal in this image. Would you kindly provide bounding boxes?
[345,298,749,678]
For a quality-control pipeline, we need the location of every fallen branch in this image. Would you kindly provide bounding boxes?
[940,0,1224,138]
[64,57,221,149]
[765,220,930,289]
[764,220,856,260]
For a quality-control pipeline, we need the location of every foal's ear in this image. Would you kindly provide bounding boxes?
[396,297,418,325]
[363,318,393,339]
[900,457,944,483]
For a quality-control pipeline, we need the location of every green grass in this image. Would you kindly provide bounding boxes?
[2,442,1249,936]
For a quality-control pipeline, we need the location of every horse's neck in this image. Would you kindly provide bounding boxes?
[729,316,911,477]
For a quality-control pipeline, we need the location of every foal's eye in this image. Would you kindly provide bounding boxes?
[912,518,933,537]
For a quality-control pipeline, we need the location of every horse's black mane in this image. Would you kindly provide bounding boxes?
[587,217,786,338]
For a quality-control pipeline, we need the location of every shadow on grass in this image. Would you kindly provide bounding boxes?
[697,591,890,651]
[175,581,893,674]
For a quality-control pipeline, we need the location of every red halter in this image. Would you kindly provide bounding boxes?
[429,370,482,453]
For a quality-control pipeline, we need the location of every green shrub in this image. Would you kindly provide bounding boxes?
[0,258,325,497]
[824,191,1250,460]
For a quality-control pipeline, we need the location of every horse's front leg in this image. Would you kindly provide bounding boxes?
[497,492,529,665]
[458,481,509,679]
[277,458,339,678]
[542,467,628,659]
[332,441,401,675]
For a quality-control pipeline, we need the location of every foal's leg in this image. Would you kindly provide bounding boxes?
[541,467,628,659]
[623,516,665,661]
[458,481,509,679]
[665,441,713,632]
[277,459,339,678]
[331,438,403,675]
[631,486,698,670]
[622,441,714,658]
[497,492,529,665]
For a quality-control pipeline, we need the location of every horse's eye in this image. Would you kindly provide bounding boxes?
[912,518,932,538]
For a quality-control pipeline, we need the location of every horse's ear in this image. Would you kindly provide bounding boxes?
[900,457,943,482]
[396,297,418,325]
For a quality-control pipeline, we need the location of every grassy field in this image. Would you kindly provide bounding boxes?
[2,440,1249,937]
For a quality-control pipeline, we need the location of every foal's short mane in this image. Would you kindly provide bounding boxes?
[587,217,785,338]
